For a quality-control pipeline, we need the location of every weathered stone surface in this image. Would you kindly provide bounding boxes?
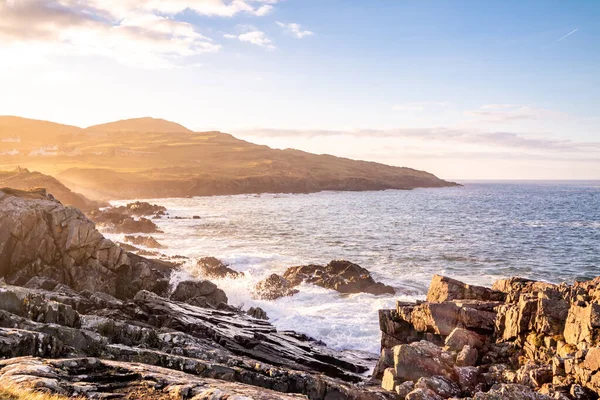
[124,235,164,248]
[0,189,172,299]
[252,274,299,300]
[456,345,478,367]
[247,306,269,320]
[171,280,229,308]
[471,383,554,399]
[414,376,460,398]
[283,260,395,296]
[393,341,455,382]
[405,387,444,400]
[426,275,504,303]
[395,381,415,397]
[197,256,244,279]
[445,327,484,351]
[0,357,308,400]
[381,367,398,391]
[378,274,600,399]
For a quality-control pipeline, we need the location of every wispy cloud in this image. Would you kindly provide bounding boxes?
[276,22,314,38]
[464,104,564,122]
[239,126,600,153]
[555,28,579,43]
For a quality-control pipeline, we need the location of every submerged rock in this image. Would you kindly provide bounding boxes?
[124,235,164,248]
[197,256,244,279]
[283,260,395,296]
[252,274,299,300]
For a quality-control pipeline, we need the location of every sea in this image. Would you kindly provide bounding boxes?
[107,181,600,355]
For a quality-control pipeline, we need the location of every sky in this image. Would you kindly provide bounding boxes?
[0,0,599,180]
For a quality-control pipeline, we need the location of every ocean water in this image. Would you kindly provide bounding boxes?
[108,182,600,354]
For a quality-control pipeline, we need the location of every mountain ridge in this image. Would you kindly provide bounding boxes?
[0,116,459,200]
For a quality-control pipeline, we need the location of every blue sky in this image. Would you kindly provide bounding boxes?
[0,0,599,179]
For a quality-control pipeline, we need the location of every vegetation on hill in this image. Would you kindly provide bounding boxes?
[0,116,458,200]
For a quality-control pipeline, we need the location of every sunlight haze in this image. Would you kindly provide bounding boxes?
[1,0,599,179]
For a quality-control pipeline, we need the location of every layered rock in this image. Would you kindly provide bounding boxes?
[376,274,600,399]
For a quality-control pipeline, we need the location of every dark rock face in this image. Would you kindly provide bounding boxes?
[197,256,244,279]
[0,188,171,299]
[0,281,389,400]
[87,209,161,233]
[247,306,269,320]
[377,274,600,399]
[252,260,395,300]
[284,260,395,296]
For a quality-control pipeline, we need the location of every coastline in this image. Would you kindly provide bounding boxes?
[0,188,599,399]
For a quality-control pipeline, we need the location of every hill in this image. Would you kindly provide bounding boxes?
[0,116,459,200]
[86,117,191,133]
[0,168,107,210]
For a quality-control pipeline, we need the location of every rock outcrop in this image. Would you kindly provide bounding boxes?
[0,188,171,299]
[0,187,393,400]
[197,256,244,279]
[253,260,395,300]
[376,274,600,399]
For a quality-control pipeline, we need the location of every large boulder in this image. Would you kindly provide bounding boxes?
[427,275,505,303]
[283,260,395,296]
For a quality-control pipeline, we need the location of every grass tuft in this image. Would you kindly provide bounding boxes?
[0,383,79,400]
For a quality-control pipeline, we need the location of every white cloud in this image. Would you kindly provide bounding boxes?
[239,30,275,49]
[276,21,314,38]
[225,26,275,49]
[0,0,281,67]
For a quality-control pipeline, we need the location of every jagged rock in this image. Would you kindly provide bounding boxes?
[87,208,162,233]
[23,276,60,291]
[393,341,455,382]
[197,257,244,279]
[456,345,478,367]
[395,381,415,397]
[283,260,395,296]
[0,357,308,399]
[471,383,554,399]
[454,366,479,392]
[0,188,172,299]
[124,235,164,249]
[414,376,460,398]
[405,387,444,400]
[171,280,228,308]
[247,306,269,320]
[426,275,505,303]
[0,328,64,358]
[445,327,484,351]
[252,274,299,300]
[381,367,398,391]
[115,201,166,217]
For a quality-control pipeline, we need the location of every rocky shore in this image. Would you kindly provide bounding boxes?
[0,187,598,400]
[375,275,600,399]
